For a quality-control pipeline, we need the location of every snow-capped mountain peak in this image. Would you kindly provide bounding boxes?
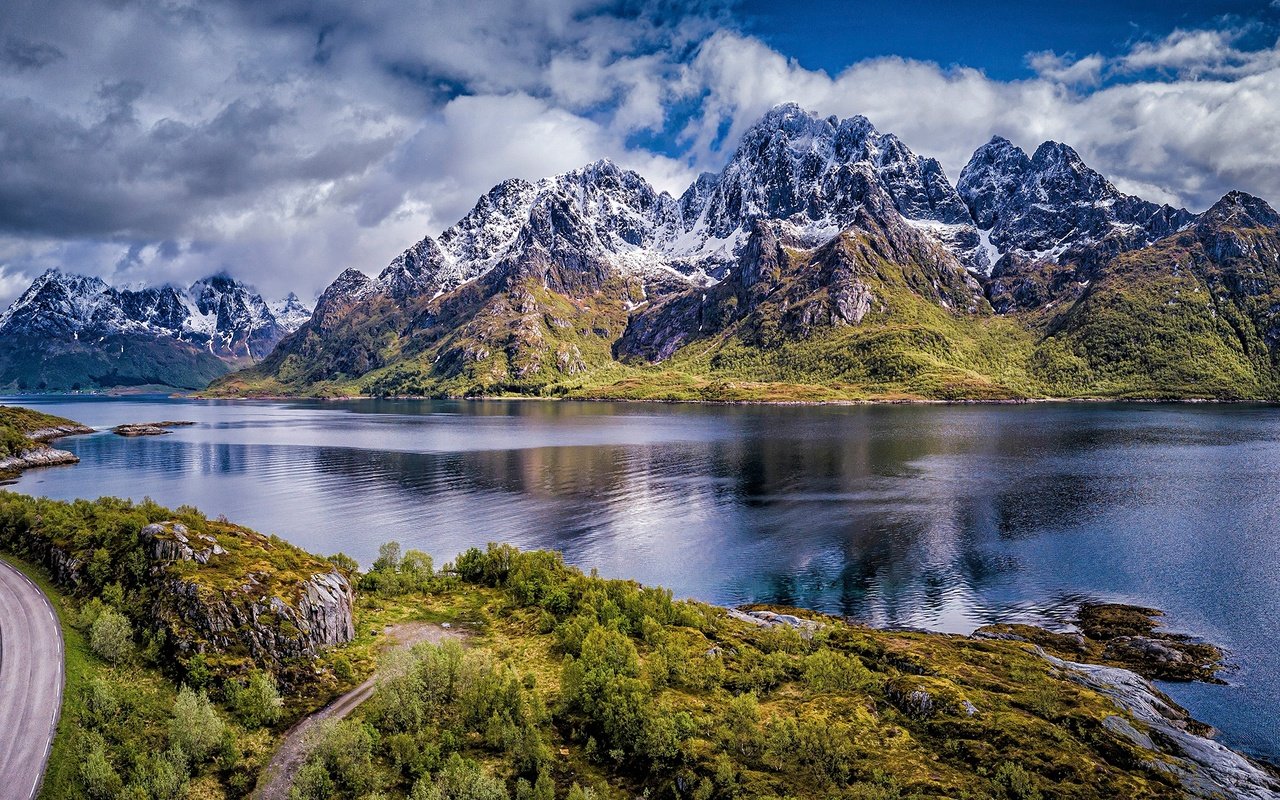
[958,137,1194,262]
[0,271,312,361]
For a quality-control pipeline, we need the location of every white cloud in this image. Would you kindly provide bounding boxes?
[675,29,1280,216]
[1027,51,1105,86]
[1,4,1279,311]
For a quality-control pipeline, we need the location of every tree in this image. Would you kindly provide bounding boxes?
[290,760,334,800]
[80,743,123,800]
[134,749,188,800]
[374,541,403,573]
[170,685,226,764]
[90,607,134,663]
[308,719,375,796]
[411,754,509,800]
[234,670,284,728]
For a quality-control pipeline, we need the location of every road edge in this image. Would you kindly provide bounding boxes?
[0,555,67,800]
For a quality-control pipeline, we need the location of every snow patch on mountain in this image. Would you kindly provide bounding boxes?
[0,269,312,361]
[957,137,1195,263]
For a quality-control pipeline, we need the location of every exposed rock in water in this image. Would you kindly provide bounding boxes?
[973,603,1278,799]
[975,602,1225,683]
[112,421,196,437]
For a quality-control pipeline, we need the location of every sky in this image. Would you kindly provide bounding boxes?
[1,0,1279,308]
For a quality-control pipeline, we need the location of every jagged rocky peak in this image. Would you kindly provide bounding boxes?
[957,136,1194,261]
[0,269,109,336]
[361,159,685,304]
[678,103,987,270]
[270,292,313,331]
[378,235,454,300]
[311,268,376,328]
[955,136,1031,230]
[1193,191,1280,265]
[0,268,311,360]
[1199,190,1280,231]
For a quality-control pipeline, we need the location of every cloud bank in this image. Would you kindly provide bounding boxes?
[0,0,1277,306]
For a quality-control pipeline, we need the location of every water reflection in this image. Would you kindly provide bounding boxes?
[5,396,1279,760]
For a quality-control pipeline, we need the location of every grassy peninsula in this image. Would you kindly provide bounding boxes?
[1,489,1265,799]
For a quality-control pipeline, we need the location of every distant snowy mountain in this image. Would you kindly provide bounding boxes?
[0,270,311,390]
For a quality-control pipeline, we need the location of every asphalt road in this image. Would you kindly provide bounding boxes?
[0,557,64,800]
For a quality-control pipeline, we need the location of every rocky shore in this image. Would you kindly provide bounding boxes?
[743,602,1279,799]
[0,445,80,475]
[0,416,93,478]
[975,605,1279,799]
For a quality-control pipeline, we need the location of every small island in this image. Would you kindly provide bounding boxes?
[111,420,196,437]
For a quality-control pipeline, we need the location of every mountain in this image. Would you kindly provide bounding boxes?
[1029,191,1280,397]
[0,270,311,391]
[215,104,1280,402]
[671,103,989,272]
[957,137,1195,313]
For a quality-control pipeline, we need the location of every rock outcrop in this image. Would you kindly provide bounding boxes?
[142,520,355,675]
[5,508,355,684]
[0,446,79,474]
[1040,651,1280,800]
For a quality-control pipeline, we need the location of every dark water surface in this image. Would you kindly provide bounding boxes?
[5,395,1279,760]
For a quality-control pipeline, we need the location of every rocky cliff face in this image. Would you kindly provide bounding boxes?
[4,507,355,682]
[140,520,355,673]
[618,170,986,363]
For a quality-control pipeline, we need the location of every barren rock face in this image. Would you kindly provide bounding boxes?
[140,520,356,677]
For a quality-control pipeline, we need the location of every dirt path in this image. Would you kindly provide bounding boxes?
[253,622,464,800]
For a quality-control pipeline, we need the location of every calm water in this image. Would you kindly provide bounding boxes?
[4,395,1279,760]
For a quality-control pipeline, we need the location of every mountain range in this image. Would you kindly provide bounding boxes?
[0,272,311,391]
[9,102,1280,400]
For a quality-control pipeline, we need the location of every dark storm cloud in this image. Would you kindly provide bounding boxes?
[0,37,66,71]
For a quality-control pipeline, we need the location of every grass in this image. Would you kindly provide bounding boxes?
[306,547,1196,800]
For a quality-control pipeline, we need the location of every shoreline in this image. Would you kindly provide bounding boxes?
[8,388,1280,408]
[739,604,1280,796]
[200,392,1280,407]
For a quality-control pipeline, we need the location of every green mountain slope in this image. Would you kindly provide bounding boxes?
[0,333,232,392]
[214,192,1280,402]
[1028,192,1280,399]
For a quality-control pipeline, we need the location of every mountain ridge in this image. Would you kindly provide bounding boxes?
[0,269,312,391]
[119,103,1280,400]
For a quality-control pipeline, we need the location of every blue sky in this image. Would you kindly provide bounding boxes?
[740,0,1280,78]
[0,0,1278,304]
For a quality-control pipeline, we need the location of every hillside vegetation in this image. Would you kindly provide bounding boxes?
[0,491,1253,799]
[213,193,1280,403]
